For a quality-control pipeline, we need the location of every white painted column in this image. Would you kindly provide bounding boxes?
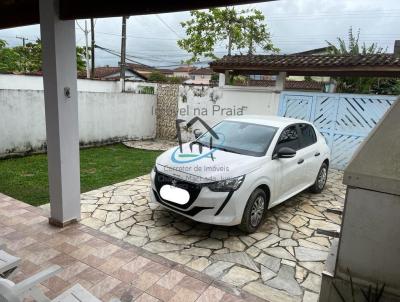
[218,73,226,87]
[275,72,287,91]
[40,0,81,226]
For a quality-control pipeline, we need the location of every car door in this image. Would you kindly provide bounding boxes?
[271,124,303,204]
[297,123,320,187]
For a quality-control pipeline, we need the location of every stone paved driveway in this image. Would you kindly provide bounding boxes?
[77,170,345,302]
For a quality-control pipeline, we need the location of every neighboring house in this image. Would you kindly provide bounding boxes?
[185,68,214,85]
[89,66,147,81]
[289,46,335,83]
[173,66,197,78]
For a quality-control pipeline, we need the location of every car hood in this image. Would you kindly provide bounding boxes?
[155,143,265,183]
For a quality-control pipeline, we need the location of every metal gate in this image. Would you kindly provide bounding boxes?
[278,91,397,169]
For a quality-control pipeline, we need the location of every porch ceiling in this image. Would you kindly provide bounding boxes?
[0,0,275,29]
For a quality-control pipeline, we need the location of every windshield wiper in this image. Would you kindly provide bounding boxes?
[217,147,241,155]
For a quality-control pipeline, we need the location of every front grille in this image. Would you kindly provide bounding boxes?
[154,170,203,209]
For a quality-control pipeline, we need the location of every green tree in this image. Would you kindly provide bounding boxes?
[178,7,278,63]
[148,71,167,82]
[0,39,88,73]
[326,27,399,94]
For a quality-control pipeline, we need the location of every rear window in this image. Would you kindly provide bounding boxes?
[299,123,317,148]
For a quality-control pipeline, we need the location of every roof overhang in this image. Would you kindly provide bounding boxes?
[211,66,400,77]
[211,54,400,77]
[0,0,275,29]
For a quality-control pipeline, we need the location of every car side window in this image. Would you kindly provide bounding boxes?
[275,125,301,151]
[299,123,317,148]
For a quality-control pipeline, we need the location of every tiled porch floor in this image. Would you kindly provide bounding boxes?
[59,170,345,302]
[0,193,261,302]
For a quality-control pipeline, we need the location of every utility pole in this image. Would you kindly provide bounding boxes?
[120,16,128,92]
[16,36,27,47]
[90,18,95,79]
[84,20,90,78]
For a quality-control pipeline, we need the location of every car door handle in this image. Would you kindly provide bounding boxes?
[298,159,304,164]
[314,152,320,157]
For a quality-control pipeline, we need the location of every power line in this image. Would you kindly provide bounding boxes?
[155,15,182,39]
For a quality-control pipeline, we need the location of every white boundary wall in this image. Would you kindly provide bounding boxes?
[0,75,156,155]
[177,85,281,141]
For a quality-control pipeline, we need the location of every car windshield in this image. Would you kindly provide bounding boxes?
[197,120,278,157]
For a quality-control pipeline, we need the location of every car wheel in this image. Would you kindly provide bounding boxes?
[310,162,328,193]
[239,188,267,233]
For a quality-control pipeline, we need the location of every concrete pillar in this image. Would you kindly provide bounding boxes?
[275,72,286,91]
[218,73,226,87]
[39,0,81,227]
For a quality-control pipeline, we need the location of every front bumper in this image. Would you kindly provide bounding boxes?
[150,169,250,226]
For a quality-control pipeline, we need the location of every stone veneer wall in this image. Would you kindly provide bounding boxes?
[156,84,179,140]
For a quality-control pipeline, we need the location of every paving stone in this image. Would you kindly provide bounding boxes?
[213,248,230,255]
[300,205,324,217]
[279,230,293,239]
[120,210,135,221]
[254,253,281,273]
[186,257,210,272]
[295,265,306,282]
[172,221,192,232]
[279,239,298,247]
[81,204,98,213]
[116,217,136,229]
[298,239,329,251]
[148,227,179,241]
[249,232,269,241]
[195,238,222,249]
[289,216,308,228]
[277,220,296,231]
[129,225,147,237]
[298,227,314,237]
[301,273,321,293]
[246,246,261,258]
[105,212,120,225]
[306,237,331,248]
[212,252,259,272]
[100,224,127,239]
[182,247,212,257]
[266,264,302,296]
[204,261,235,279]
[281,259,296,267]
[160,252,192,265]
[265,247,296,261]
[163,235,203,245]
[99,204,122,211]
[298,262,324,276]
[239,236,256,247]
[293,232,308,240]
[222,266,259,287]
[243,282,301,302]
[143,242,182,253]
[109,195,132,204]
[303,291,319,302]
[124,236,148,247]
[308,220,340,232]
[81,217,104,230]
[261,266,276,282]
[295,247,328,262]
[92,209,108,221]
[255,234,281,249]
[210,229,229,239]
[224,237,246,251]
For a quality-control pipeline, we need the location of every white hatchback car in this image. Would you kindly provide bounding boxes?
[150,116,330,232]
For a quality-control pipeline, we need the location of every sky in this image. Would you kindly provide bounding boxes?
[0,0,399,69]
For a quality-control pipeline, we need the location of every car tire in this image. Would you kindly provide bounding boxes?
[310,162,328,193]
[239,188,267,233]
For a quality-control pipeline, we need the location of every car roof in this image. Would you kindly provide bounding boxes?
[224,115,311,128]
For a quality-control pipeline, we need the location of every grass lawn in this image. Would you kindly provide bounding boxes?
[0,144,161,206]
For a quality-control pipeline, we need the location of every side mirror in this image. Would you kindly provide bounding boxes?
[194,129,203,139]
[273,147,296,159]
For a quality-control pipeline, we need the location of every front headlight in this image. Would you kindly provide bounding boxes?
[208,175,245,192]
